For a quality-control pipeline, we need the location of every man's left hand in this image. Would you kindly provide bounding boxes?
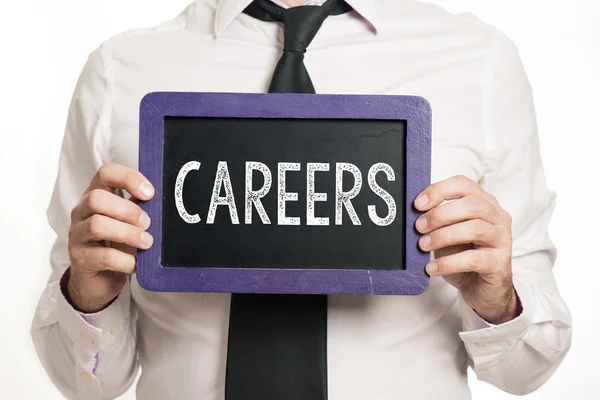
[414,175,521,325]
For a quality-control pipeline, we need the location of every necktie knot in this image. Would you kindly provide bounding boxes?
[281,6,328,53]
[243,0,353,93]
[244,0,353,56]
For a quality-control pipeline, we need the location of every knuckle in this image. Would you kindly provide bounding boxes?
[97,163,112,182]
[68,246,84,267]
[124,170,140,190]
[87,189,105,212]
[464,195,483,213]
[122,256,136,274]
[432,229,448,246]
[487,193,499,204]
[100,249,116,270]
[128,226,142,246]
[454,174,472,186]
[70,206,79,222]
[435,258,448,273]
[132,206,144,225]
[425,183,437,196]
[505,211,513,226]
[471,219,493,238]
[69,221,87,244]
[68,224,76,243]
[426,208,439,226]
[87,214,104,236]
[487,202,499,218]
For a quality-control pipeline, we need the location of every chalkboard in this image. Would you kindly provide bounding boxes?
[162,117,406,270]
[137,93,431,295]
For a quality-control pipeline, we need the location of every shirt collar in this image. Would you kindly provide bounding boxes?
[211,0,381,37]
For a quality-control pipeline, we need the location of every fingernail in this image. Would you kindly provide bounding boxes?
[139,182,154,198]
[420,234,431,249]
[415,216,428,232]
[139,212,151,229]
[426,262,438,274]
[414,194,428,209]
[141,231,153,247]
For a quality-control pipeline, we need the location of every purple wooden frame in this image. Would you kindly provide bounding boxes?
[137,92,431,295]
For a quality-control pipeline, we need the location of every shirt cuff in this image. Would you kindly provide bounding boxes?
[56,268,131,383]
[458,278,534,356]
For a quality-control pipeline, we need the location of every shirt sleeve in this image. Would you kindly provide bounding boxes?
[30,45,139,400]
[457,33,572,395]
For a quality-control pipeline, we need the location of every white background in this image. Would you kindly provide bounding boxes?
[0,0,598,398]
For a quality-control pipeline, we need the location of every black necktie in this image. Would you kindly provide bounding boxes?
[224,1,352,400]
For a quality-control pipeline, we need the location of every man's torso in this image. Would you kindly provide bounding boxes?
[97,1,501,398]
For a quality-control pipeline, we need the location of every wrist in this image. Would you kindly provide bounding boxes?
[477,286,522,325]
[63,268,118,313]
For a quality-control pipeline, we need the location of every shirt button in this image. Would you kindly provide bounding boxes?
[476,341,492,347]
[80,333,95,345]
[80,372,92,381]
[110,324,121,335]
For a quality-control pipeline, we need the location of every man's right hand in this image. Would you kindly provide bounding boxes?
[67,163,155,313]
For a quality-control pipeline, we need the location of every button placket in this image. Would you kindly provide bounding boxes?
[76,362,103,399]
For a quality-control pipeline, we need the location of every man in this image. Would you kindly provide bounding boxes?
[31,0,572,399]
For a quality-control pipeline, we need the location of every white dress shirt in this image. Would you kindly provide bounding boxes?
[31,0,572,399]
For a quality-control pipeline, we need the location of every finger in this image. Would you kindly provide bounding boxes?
[74,189,151,229]
[419,219,499,251]
[75,214,153,249]
[415,194,500,234]
[425,249,495,276]
[414,175,482,211]
[87,163,154,201]
[83,246,137,274]
[110,242,137,258]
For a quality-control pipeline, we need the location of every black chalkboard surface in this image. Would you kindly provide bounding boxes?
[137,92,431,295]
[162,117,406,270]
